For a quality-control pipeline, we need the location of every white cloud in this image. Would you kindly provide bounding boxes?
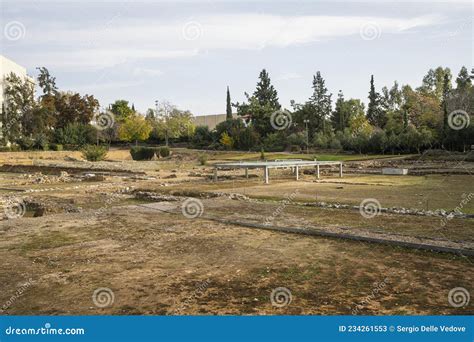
[20,13,443,69]
[23,49,198,71]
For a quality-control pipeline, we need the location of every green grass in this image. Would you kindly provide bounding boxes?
[16,231,78,252]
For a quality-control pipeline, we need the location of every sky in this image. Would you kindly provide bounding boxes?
[1,0,472,116]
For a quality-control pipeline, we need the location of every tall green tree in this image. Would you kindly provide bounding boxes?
[331,90,345,131]
[456,66,472,91]
[226,86,232,120]
[2,72,36,143]
[419,67,452,100]
[36,67,58,96]
[110,100,134,123]
[441,72,451,142]
[330,92,362,132]
[307,71,332,134]
[253,69,280,109]
[35,67,58,131]
[235,69,281,136]
[367,75,384,127]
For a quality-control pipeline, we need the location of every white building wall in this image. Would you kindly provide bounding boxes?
[1,55,35,108]
[0,55,35,141]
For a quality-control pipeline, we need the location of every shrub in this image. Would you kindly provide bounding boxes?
[219,132,233,150]
[10,144,21,152]
[197,153,208,165]
[289,145,301,152]
[55,123,97,148]
[158,146,170,158]
[312,132,329,149]
[0,146,10,152]
[368,130,387,153]
[329,138,342,150]
[82,145,108,161]
[130,146,155,161]
[352,132,371,154]
[33,134,49,150]
[287,132,306,147]
[263,132,286,152]
[50,143,63,151]
[215,119,244,138]
[17,137,35,150]
[260,148,266,160]
[191,126,214,149]
[234,126,260,151]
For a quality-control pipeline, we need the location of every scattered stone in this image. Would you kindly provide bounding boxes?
[300,200,468,219]
[134,191,180,202]
[20,172,76,184]
[64,156,80,162]
[227,193,250,201]
[130,175,156,180]
[164,174,177,179]
[188,172,202,177]
[82,173,106,182]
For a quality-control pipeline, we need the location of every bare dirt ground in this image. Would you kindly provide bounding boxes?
[0,148,472,315]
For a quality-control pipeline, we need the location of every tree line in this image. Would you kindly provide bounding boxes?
[0,68,194,151]
[1,65,472,154]
[198,66,472,154]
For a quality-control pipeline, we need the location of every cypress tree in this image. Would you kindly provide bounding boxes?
[441,73,451,144]
[367,75,384,127]
[331,90,345,131]
[226,86,232,120]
